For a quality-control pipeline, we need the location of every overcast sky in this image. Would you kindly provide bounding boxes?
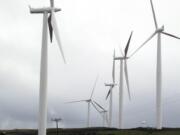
[1,0,180,129]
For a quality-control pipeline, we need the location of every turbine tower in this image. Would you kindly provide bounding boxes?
[105,50,116,127]
[29,1,66,135]
[130,0,180,129]
[67,76,99,127]
[114,31,133,129]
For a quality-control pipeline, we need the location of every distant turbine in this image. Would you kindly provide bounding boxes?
[93,101,109,127]
[130,0,180,130]
[67,76,99,127]
[51,118,62,135]
[105,50,116,127]
[114,31,133,129]
[29,1,66,135]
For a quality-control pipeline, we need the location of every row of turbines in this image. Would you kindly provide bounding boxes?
[28,0,180,135]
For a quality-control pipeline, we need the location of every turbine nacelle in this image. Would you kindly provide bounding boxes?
[114,57,129,60]
[86,99,91,102]
[29,0,60,14]
[155,25,164,33]
[29,6,61,14]
[104,83,116,87]
[51,118,62,122]
[100,110,108,113]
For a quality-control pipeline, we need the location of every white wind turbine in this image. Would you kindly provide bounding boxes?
[67,76,99,127]
[104,50,116,127]
[29,1,66,135]
[114,31,133,129]
[93,101,109,127]
[130,0,180,130]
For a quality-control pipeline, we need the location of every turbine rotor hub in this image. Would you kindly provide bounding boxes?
[156,25,164,33]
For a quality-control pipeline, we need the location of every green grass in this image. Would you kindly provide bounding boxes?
[1,127,180,135]
[98,128,180,135]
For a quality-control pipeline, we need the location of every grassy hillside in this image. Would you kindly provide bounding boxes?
[1,127,180,135]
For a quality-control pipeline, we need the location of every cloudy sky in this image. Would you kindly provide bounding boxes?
[1,0,180,129]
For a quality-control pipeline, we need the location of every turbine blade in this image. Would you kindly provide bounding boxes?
[124,31,133,57]
[48,14,53,43]
[91,101,101,113]
[129,31,156,57]
[65,100,87,104]
[112,49,115,83]
[162,32,180,39]
[50,0,54,7]
[51,12,66,63]
[106,87,112,100]
[124,60,131,100]
[93,101,105,111]
[90,75,99,99]
[150,0,158,29]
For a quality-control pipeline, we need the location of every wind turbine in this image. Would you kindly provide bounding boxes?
[104,49,116,127]
[114,31,133,129]
[130,0,180,130]
[93,101,109,127]
[51,118,62,135]
[67,76,99,127]
[29,1,66,135]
